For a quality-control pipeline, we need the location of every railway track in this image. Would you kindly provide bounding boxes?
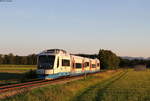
[0,76,82,99]
[0,74,88,93]
[0,79,48,92]
[0,78,44,86]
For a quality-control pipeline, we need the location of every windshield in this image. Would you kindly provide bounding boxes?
[38,55,55,69]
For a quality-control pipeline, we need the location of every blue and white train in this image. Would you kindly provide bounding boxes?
[36,49,100,79]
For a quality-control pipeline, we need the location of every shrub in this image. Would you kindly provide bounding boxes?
[21,69,37,82]
[98,49,120,70]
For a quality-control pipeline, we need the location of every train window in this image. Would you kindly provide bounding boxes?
[92,64,96,68]
[62,59,70,66]
[76,63,82,68]
[84,62,89,67]
[38,55,55,69]
[97,63,100,67]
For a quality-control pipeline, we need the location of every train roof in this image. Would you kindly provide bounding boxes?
[38,49,68,55]
[38,49,99,60]
[46,49,67,53]
[72,54,98,59]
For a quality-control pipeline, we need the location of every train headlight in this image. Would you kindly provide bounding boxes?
[36,69,44,74]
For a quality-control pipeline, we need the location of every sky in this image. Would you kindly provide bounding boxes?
[0,0,150,57]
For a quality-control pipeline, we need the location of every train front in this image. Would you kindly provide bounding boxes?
[36,53,56,79]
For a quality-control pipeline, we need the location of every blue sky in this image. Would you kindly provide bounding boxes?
[0,0,150,57]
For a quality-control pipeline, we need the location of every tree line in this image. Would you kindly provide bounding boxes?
[0,53,37,65]
[78,49,150,69]
[0,50,150,69]
[98,49,150,69]
[119,58,150,68]
[77,49,120,69]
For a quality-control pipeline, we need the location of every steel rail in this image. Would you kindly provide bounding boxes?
[0,79,47,89]
[0,71,103,93]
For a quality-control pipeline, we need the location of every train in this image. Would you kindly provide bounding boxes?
[36,49,100,79]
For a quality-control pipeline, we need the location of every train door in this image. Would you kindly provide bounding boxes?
[71,57,76,73]
[60,56,71,76]
[53,56,60,74]
[82,59,84,72]
[90,60,92,71]
[84,59,90,72]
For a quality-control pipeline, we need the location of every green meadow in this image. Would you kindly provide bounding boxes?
[0,65,36,84]
[0,65,36,70]
[1,70,122,101]
[1,69,150,101]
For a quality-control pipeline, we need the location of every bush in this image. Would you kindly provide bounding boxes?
[21,69,37,82]
[98,49,120,70]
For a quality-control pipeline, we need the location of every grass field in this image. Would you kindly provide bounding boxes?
[0,65,37,84]
[0,65,36,70]
[1,70,122,101]
[73,69,150,101]
[2,69,150,101]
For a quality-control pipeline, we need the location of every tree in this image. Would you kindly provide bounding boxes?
[3,55,9,64]
[21,56,28,65]
[0,54,3,64]
[98,49,120,69]
[146,60,150,68]
[119,57,149,68]
[8,53,14,64]
[27,54,37,65]
[14,55,21,65]
[119,57,131,67]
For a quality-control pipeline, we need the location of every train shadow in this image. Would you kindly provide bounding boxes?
[0,72,23,80]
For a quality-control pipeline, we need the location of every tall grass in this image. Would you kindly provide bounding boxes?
[100,69,150,101]
[74,69,150,101]
[1,70,121,101]
[4,69,150,101]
